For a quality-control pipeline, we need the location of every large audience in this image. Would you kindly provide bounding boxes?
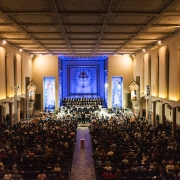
[89,111,180,180]
[0,115,77,180]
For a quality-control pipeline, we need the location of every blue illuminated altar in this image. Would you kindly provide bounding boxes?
[60,58,105,99]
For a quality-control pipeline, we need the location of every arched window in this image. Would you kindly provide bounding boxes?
[142,58,145,94]
[157,53,159,97]
[165,48,170,99]
[148,55,151,86]
[5,52,7,97]
[14,56,17,86]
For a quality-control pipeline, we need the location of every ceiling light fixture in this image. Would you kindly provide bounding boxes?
[2,40,7,45]
[157,40,162,45]
[30,54,34,58]
[142,48,146,52]
[19,48,23,52]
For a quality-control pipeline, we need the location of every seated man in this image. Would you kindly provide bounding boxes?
[166,160,175,174]
[11,170,22,180]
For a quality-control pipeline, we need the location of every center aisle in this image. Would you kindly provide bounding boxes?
[70,127,96,180]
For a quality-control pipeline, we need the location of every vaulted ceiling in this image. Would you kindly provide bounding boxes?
[0,0,180,57]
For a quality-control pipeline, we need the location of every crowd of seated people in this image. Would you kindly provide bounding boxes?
[89,111,180,180]
[0,117,77,180]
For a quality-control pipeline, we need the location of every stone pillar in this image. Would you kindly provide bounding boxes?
[23,98,27,120]
[152,101,156,126]
[172,107,176,140]
[0,105,3,125]
[9,102,13,128]
[146,99,148,120]
[162,104,165,130]
[17,100,21,122]
[139,98,143,117]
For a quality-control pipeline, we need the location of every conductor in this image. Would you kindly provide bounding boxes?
[81,111,86,124]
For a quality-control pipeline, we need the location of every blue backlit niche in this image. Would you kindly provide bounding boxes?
[112,76,123,109]
[68,66,98,95]
[43,77,55,110]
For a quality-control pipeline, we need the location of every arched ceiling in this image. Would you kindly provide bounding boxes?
[0,0,180,57]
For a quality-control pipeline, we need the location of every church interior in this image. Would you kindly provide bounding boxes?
[1,0,180,180]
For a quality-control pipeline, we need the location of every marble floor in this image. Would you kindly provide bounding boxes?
[70,127,96,180]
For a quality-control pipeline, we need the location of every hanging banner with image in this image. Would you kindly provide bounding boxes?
[112,76,123,109]
[44,77,55,110]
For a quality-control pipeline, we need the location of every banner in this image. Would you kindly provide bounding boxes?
[112,76,123,109]
[44,77,55,110]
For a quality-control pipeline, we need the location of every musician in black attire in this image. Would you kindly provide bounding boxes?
[81,111,86,124]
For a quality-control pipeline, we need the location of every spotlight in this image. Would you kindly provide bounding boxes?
[30,54,34,58]
[157,40,162,45]
[19,48,23,52]
[142,48,146,52]
[2,40,6,45]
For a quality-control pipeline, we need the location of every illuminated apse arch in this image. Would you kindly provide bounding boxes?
[59,57,106,105]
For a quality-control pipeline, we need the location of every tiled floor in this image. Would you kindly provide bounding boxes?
[70,127,96,180]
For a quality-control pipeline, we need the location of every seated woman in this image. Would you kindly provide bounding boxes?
[104,162,113,171]
[37,169,48,180]
[53,163,61,172]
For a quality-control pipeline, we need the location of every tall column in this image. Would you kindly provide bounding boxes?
[162,104,165,130]
[0,105,3,125]
[172,107,176,140]
[17,100,21,122]
[139,98,143,117]
[152,101,156,126]
[146,99,148,120]
[9,102,13,128]
[23,98,26,120]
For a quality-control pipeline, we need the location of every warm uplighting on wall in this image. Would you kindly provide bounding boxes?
[1,40,7,45]
[169,95,178,101]
[158,94,166,99]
